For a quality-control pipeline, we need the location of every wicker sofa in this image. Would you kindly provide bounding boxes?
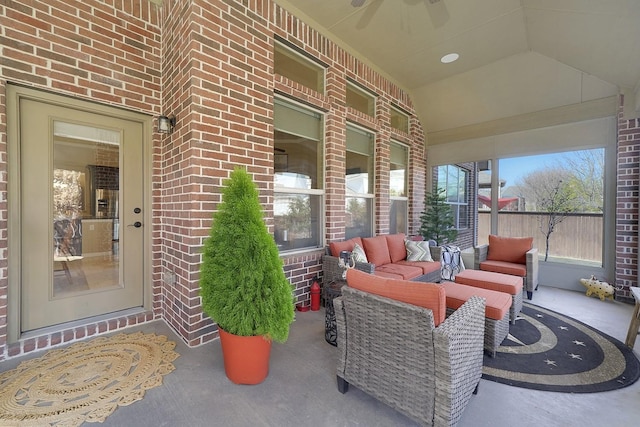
[323,233,442,284]
[334,270,486,426]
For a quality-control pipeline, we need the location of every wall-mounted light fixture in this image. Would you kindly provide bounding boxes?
[158,114,176,134]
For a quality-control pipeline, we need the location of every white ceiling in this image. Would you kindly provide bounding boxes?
[275,0,640,132]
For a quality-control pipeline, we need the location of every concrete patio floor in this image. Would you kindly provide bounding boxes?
[2,285,639,426]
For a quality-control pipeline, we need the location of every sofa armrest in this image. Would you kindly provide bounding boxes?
[433,295,486,426]
[474,244,488,266]
[322,254,374,284]
[525,247,539,292]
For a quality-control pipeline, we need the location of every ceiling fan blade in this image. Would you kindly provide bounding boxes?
[351,0,366,7]
[356,0,384,30]
[424,0,449,28]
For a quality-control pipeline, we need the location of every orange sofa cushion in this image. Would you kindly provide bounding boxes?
[480,260,527,277]
[455,269,523,295]
[329,237,363,257]
[362,235,392,266]
[346,269,446,326]
[396,260,441,275]
[374,263,423,280]
[486,235,533,265]
[385,233,407,263]
[441,281,511,321]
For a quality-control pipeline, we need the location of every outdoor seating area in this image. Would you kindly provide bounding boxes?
[323,233,441,284]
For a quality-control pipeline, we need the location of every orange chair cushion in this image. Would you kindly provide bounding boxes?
[455,269,523,295]
[346,269,446,326]
[362,235,392,266]
[329,237,364,257]
[385,233,407,263]
[441,281,511,321]
[486,235,533,265]
[480,260,527,277]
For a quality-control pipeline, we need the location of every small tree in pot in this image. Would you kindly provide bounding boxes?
[419,188,458,245]
[200,168,295,384]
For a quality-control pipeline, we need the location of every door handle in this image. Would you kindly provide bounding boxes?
[128,221,142,228]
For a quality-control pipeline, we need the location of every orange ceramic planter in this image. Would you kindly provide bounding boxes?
[218,328,272,385]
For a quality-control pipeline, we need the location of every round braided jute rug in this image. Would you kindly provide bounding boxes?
[0,331,179,426]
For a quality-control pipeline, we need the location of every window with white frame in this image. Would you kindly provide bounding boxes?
[345,125,374,239]
[437,165,469,229]
[390,141,408,234]
[273,98,324,251]
[274,40,325,94]
[390,105,409,133]
[346,80,376,117]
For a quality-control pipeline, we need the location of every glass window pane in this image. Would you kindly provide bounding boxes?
[346,126,374,195]
[345,197,373,239]
[274,193,321,251]
[274,42,325,93]
[390,106,409,133]
[390,199,407,234]
[346,81,375,116]
[274,100,323,190]
[390,142,407,197]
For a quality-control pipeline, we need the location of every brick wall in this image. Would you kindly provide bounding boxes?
[0,0,430,359]
[1,0,635,361]
[616,97,640,300]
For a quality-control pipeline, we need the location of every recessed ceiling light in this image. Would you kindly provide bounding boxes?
[440,53,459,64]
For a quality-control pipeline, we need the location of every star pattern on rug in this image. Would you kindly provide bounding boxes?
[544,359,557,366]
[569,353,583,360]
[559,326,568,331]
[573,340,586,346]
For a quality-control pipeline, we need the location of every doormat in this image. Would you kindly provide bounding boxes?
[482,303,640,393]
[0,332,179,426]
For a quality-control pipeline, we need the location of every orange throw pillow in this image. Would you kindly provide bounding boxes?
[487,235,533,265]
[346,269,446,326]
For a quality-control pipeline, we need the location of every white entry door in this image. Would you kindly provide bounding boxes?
[15,92,146,332]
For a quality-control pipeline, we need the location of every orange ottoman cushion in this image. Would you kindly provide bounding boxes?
[455,269,523,295]
[441,281,511,321]
[480,260,527,277]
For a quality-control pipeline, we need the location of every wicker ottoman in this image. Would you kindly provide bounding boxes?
[442,281,511,357]
[454,269,523,324]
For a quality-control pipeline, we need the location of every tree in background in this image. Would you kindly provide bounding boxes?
[518,167,579,261]
[419,188,458,244]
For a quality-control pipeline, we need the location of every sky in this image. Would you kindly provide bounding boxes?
[498,153,562,188]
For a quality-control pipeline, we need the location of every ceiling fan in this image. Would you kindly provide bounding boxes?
[351,0,449,29]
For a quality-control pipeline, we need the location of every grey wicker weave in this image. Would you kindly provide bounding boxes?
[474,244,539,300]
[334,286,485,427]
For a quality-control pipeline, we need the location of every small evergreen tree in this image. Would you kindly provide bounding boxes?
[200,168,294,343]
[419,188,458,244]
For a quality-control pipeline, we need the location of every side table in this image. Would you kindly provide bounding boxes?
[625,287,640,348]
[324,279,346,346]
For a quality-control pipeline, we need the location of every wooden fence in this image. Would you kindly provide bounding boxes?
[478,212,603,263]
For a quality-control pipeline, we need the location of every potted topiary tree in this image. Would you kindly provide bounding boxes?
[200,168,295,385]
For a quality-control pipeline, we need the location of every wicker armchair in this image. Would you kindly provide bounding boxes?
[474,238,539,300]
[334,286,485,427]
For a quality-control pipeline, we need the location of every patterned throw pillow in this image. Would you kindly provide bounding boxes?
[351,243,369,263]
[405,240,434,262]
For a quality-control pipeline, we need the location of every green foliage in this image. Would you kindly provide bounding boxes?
[200,168,295,343]
[419,188,458,244]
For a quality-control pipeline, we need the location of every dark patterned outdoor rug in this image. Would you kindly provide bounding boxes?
[482,303,640,393]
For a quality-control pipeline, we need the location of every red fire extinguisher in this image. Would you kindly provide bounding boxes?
[310,278,321,311]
